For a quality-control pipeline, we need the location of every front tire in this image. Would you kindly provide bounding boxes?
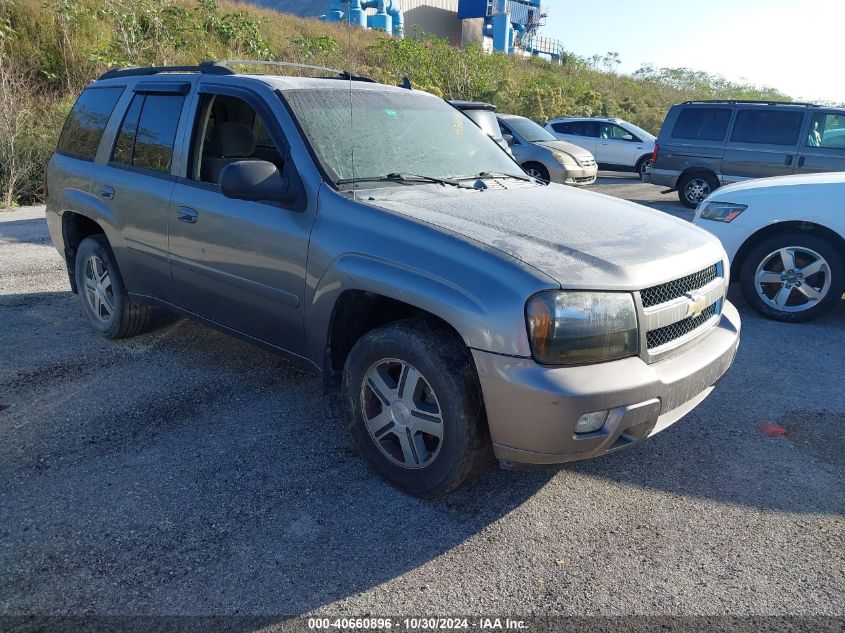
[522,162,550,183]
[739,232,845,322]
[74,235,155,338]
[341,319,491,497]
[678,171,718,208]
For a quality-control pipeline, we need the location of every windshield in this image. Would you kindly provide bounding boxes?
[623,121,656,141]
[283,89,521,185]
[462,109,504,141]
[502,116,557,142]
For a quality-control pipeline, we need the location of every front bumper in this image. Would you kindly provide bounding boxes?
[549,163,598,187]
[472,301,740,466]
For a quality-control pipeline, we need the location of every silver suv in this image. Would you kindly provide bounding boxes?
[546,116,657,178]
[45,61,740,497]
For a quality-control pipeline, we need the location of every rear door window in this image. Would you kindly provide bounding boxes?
[552,122,574,134]
[731,109,804,146]
[110,93,185,173]
[57,87,124,160]
[573,121,599,137]
[671,108,732,141]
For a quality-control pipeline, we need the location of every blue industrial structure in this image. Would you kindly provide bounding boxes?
[322,0,405,38]
[320,0,562,63]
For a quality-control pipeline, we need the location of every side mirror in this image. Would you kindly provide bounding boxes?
[220,160,300,204]
[622,134,635,142]
[503,133,515,145]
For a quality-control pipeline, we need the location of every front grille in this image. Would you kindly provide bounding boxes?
[641,264,718,308]
[646,304,717,349]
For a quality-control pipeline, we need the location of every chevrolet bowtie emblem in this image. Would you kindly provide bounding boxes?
[684,292,708,319]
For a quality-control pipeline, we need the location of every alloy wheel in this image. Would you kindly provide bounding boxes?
[83,254,115,323]
[684,178,711,204]
[754,246,832,313]
[360,358,444,469]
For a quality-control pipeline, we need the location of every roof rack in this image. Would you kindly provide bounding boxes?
[682,99,821,107]
[97,59,375,83]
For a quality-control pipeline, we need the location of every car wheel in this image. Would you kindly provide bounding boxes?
[678,172,718,208]
[739,232,845,323]
[342,319,491,497]
[74,235,156,338]
[522,162,550,183]
[636,156,653,180]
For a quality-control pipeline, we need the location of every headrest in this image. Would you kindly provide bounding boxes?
[206,122,255,158]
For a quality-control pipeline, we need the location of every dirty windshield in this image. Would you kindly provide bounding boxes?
[283,88,523,185]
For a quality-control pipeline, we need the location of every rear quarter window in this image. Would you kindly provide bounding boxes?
[57,87,124,160]
[670,108,732,141]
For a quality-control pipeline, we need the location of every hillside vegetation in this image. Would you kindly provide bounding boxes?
[0,0,790,206]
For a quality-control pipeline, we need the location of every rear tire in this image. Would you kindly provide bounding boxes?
[739,232,844,323]
[74,235,156,339]
[636,155,653,180]
[522,162,550,183]
[678,171,718,208]
[341,319,491,497]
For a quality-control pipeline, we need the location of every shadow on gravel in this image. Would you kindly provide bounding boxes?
[0,291,553,616]
[0,218,53,247]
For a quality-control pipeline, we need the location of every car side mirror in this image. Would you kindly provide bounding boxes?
[503,133,515,145]
[220,160,300,204]
[622,134,634,142]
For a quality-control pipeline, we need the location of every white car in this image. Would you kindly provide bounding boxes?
[693,172,845,322]
[545,116,656,179]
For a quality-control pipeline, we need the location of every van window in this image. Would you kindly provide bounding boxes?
[731,109,803,146]
[808,113,845,149]
[671,108,732,141]
[110,93,185,173]
[57,87,124,160]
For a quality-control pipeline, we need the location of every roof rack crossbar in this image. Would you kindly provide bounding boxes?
[682,99,821,107]
[97,62,235,81]
[210,59,375,83]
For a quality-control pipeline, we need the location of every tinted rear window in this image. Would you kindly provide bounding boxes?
[109,93,185,173]
[57,87,124,160]
[671,108,732,141]
[730,109,804,146]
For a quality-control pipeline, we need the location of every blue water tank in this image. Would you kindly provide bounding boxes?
[457,0,487,19]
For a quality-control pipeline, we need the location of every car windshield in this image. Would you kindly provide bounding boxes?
[283,89,522,185]
[623,121,656,141]
[502,116,557,142]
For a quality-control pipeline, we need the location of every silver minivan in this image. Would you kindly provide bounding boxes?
[649,100,845,208]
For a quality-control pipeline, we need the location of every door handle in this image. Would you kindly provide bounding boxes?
[98,185,115,200]
[176,206,198,224]
[798,156,806,167]
[784,155,794,166]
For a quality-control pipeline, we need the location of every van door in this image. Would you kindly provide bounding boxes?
[721,108,805,182]
[796,111,845,174]
[167,86,313,357]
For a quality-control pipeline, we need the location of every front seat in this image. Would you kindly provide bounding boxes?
[201,122,256,185]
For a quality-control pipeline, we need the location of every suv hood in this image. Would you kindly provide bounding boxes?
[372,184,725,290]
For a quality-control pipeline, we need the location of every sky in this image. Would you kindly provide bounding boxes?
[543,0,844,104]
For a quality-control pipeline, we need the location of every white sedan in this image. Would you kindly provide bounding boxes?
[693,172,845,322]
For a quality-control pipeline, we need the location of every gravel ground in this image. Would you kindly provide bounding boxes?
[0,179,843,619]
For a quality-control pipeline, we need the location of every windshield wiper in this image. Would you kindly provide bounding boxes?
[336,173,475,189]
[461,171,533,182]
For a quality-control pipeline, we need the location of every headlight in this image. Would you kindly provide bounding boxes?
[552,151,577,167]
[526,291,639,365]
[699,201,747,222]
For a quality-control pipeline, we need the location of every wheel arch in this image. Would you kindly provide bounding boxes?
[62,212,109,293]
[731,220,845,281]
[678,166,718,188]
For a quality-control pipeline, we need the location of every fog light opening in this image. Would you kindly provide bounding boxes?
[575,410,609,434]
